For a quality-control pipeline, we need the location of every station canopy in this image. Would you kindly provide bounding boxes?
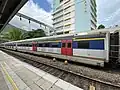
[0,0,28,32]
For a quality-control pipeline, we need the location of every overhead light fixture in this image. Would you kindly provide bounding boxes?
[20,15,22,20]
[0,13,2,19]
[29,19,30,24]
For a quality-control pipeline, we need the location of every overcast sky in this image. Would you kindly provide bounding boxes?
[97,0,120,27]
[9,0,120,30]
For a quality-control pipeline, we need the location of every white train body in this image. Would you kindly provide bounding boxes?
[1,28,120,67]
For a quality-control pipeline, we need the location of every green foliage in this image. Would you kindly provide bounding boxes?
[98,24,105,29]
[2,28,46,41]
[23,29,46,39]
[3,28,24,41]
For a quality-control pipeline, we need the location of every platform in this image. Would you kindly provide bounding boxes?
[0,50,83,90]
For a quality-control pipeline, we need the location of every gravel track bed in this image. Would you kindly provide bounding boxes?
[2,49,120,88]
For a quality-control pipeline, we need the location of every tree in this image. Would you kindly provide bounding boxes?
[98,24,105,29]
[23,29,46,39]
[3,28,24,41]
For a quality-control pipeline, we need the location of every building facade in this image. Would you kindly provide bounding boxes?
[51,0,97,35]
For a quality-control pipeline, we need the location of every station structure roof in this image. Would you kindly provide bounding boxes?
[0,0,28,32]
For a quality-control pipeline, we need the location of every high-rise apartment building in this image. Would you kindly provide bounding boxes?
[51,0,97,35]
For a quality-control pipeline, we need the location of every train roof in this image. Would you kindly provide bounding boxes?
[3,34,74,44]
[76,27,120,36]
[2,27,120,44]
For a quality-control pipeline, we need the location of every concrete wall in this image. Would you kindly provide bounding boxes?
[75,0,91,32]
[53,0,60,12]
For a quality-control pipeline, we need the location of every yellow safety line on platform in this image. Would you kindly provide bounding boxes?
[1,62,19,90]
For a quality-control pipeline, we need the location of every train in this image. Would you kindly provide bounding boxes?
[1,28,120,67]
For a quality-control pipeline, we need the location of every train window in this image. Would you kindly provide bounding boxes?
[26,44,29,47]
[62,43,66,47]
[38,43,43,47]
[29,44,32,47]
[24,44,26,46]
[52,44,58,47]
[51,42,58,48]
[67,43,71,48]
[78,41,89,49]
[44,43,49,47]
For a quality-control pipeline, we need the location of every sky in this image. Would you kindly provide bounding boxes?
[9,0,120,30]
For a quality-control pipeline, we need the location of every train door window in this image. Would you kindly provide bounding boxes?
[67,43,71,48]
[62,43,66,48]
[34,43,37,47]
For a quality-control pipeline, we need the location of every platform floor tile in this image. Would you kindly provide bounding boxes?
[49,85,62,90]
[55,79,70,90]
[2,62,30,90]
[29,84,42,90]
[0,65,9,90]
[0,74,9,90]
[35,78,46,86]
[42,73,58,83]
[40,80,53,89]
[0,50,83,90]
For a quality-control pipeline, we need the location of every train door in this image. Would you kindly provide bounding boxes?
[109,32,119,64]
[61,40,73,56]
[32,42,37,51]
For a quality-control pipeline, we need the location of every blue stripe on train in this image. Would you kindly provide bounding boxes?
[72,41,78,48]
[72,40,104,50]
[89,40,104,50]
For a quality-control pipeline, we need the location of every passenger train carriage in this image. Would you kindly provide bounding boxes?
[1,28,120,67]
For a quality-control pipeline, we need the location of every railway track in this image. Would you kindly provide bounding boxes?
[1,48,120,90]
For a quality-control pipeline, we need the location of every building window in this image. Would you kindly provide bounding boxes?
[64,18,71,24]
[53,20,63,25]
[65,31,69,34]
[64,24,71,29]
[91,20,96,28]
[64,0,71,4]
[91,27,94,30]
[64,12,70,17]
[64,6,71,12]
[57,32,63,35]
[60,0,63,3]
[91,13,96,23]
[56,26,63,30]
[90,0,96,7]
